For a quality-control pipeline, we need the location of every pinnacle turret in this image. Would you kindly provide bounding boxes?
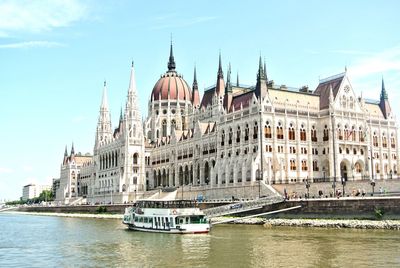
[167,41,176,72]
[225,63,232,94]
[215,51,225,96]
[192,65,200,107]
[381,78,388,100]
[71,142,75,155]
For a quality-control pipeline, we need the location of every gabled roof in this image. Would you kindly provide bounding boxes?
[314,73,345,110]
[200,88,216,108]
[230,91,254,112]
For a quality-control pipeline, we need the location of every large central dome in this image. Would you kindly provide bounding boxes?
[150,43,192,102]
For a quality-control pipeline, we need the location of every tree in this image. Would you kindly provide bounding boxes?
[38,190,54,202]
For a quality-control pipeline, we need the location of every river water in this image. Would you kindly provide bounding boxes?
[0,213,399,267]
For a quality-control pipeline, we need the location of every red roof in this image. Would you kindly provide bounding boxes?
[314,74,344,109]
[200,88,216,108]
[151,72,192,102]
[230,91,254,112]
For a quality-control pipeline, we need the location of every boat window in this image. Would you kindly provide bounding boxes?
[190,216,204,224]
[149,217,153,223]
[134,217,139,222]
[170,217,174,227]
[175,217,179,225]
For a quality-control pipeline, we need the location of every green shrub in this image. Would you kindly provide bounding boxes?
[96,206,107,213]
[374,208,385,220]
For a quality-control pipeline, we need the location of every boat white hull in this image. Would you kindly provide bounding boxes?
[126,224,210,234]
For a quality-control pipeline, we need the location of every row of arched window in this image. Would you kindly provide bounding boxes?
[99,150,120,170]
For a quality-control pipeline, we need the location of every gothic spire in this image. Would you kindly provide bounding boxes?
[128,61,137,94]
[217,51,223,79]
[257,55,265,80]
[101,80,108,109]
[167,40,176,72]
[225,63,232,94]
[215,51,225,96]
[236,72,239,87]
[255,55,267,98]
[192,65,200,107]
[120,106,123,122]
[381,77,388,100]
[64,145,68,157]
[71,142,75,155]
[379,77,391,119]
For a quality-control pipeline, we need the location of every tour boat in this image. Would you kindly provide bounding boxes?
[122,199,211,234]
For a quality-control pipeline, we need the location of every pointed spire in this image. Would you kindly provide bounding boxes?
[255,55,267,98]
[225,63,232,94]
[128,61,137,93]
[193,65,198,86]
[70,142,75,155]
[217,51,223,79]
[192,65,200,107]
[257,55,265,80]
[101,80,109,109]
[236,72,239,87]
[64,145,68,157]
[119,106,123,122]
[167,39,176,72]
[215,51,225,96]
[381,77,388,100]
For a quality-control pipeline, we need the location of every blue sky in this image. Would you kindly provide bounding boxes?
[1,0,400,200]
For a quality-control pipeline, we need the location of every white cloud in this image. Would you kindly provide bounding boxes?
[0,167,13,174]
[0,0,88,34]
[0,40,65,49]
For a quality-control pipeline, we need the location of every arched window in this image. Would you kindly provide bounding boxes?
[288,123,295,140]
[162,120,167,137]
[344,125,349,141]
[359,127,364,142]
[264,121,271,138]
[277,122,284,139]
[300,125,306,141]
[290,159,296,171]
[355,162,362,173]
[373,132,378,147]
[236,126,241,143]
[221,130,225,146]
[301,160,307,171]
[311,126,317,142]
[133,153,139,165]
[375,163,380,174]
[245,124,249,141]
[323,125,329,141]
[253,122,258,139]
[382,133,387,148]
[337,125,343,140]
[228,128,233,144]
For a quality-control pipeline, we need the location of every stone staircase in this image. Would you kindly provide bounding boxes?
[203,195,284,218]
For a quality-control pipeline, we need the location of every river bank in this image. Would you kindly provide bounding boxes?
[3,211,123,219]
[3,211,400,230]
[212,216,400,230]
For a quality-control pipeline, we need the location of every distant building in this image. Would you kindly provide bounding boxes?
[56,43,399,205]
[22,184,51,201]
[52,178,60,200]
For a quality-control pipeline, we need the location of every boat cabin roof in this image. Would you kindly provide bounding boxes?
[136,200,198,209]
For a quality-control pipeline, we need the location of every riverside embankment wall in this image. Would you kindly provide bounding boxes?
[16,197,400,219]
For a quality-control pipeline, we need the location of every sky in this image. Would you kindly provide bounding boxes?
[1,0,400,201]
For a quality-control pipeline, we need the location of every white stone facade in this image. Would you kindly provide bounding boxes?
[57,45,399,204]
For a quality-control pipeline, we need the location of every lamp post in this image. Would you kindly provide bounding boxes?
[305,178,311,199]
[370,180,376,196]
[341,177,346,197]
[256,167,261,199]
[331,111,337,197]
